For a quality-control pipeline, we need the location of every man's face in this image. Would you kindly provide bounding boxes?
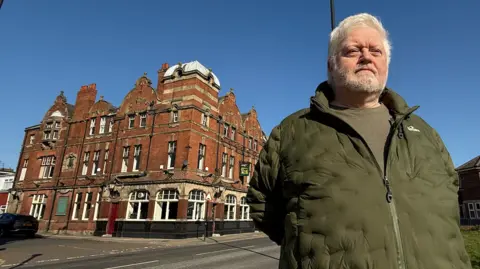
[330,26,388,94]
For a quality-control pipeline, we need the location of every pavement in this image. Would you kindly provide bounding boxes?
[0,232,279,268]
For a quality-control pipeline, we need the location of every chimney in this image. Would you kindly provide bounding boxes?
[157,63,169,96]
[72,83,97,121]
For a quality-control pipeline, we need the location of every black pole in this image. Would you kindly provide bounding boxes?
[330,0,336,30]
[0,0,4,10]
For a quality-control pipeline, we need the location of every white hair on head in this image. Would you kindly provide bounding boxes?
[327,13,392,85]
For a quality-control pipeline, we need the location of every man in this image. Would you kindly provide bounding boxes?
[247,13,471,269]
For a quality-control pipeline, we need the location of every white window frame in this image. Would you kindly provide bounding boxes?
[43,131,51,140]
[167,141,176,169]
[224,195,236,220]
[128,115,135,129]
[30,194,47,220]
[52,130,59,140]
[89,118,96,135]
[139,113,147,127]
[231,127,236,140]
[248,139,252,148]
[172,111,179,123]
[29,135,35,145]
[133,145,141,171]
[19,159,28,181]
[223,124,228,137]
[91,151,100,175]
[93,192,101,220]
[71,192,82,220]
[197,144,206,170]
[468,203,476,219]
[240,197,250,220]
[229,156,235,179]
[103,150,109,174]
[99,116,107,134]
[81,192,93,220]
[121,147,129,172]
[201,113,208,127]
[475,202,480,219]
[221,153,227,177]
[108,118,114,133]
[39,156,56,179]
[154,189,179,221]
[187,190,205,221]
[253,140,258,151]
[126,191,150,220]
[82,152,90,175]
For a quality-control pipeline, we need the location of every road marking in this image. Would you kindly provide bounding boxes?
[36,259,60,263]
[1,264,17,268]
[103,260,159,269]
[67,256,85,260]
[195,245,255,256]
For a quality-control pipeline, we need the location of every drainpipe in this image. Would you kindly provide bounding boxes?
[145,109,157,170]
[214,116,222,174]
[104,117,122,236]
[46,120,72,232]
[64,119,88,232]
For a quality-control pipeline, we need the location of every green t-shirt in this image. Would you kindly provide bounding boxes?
[330,103,391,173]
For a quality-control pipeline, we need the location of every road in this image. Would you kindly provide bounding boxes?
[0,235,280,269]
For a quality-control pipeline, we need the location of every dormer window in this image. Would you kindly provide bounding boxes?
[128,115,135,129]
[172,111,179,123]
[89,118,96,135]
[223,124,229,137]
[201,113,208,127]
[231,127,236,140]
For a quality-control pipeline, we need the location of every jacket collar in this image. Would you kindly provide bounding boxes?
[310,81,417,117]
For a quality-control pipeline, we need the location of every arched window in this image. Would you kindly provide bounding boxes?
[224,195,237,220]
[126,190,149,220]
[240,197,250,220]
[154,189,179,221]
[187,190,205,220]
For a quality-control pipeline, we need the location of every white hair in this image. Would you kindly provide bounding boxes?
[327,13,392,85]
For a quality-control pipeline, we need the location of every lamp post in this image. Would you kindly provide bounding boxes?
[330,0,336,30]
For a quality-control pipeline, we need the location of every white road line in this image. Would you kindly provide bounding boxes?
[103,260,159,269]
[36,259,60,263]
[195,245,255,256]
[1,264,18,268]
[67,256,85,260]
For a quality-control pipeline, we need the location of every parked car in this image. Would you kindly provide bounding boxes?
[0,213,38,238]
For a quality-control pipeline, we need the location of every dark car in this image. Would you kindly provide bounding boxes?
[0,213,38,238]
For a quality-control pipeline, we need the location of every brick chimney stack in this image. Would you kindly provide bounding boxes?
[157,63,169,96]
[72,83,97,121]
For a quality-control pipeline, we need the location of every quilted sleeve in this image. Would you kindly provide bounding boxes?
[246,125,286,245]
[432,129,458,187]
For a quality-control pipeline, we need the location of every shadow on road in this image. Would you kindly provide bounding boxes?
[7,253,42,269]
[207,237,279,261]
[0,234,45,247]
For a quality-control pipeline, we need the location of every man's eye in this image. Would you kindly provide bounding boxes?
[346,49,359,56]
[370,49,382,56]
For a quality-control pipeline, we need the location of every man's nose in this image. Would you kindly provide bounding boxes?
[359,48,374,63]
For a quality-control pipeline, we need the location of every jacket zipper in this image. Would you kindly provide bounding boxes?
[311,98,418,269]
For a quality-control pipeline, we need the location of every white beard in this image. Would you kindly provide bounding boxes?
[333,63,386,94]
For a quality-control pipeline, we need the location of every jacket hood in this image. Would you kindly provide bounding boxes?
[310,81,416,116]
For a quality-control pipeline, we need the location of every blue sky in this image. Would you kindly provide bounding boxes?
[0,0,478,169]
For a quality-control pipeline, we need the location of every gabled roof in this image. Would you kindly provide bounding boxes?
[456,155,480,171]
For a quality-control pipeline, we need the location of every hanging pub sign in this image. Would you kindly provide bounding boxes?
[240,162,250,177]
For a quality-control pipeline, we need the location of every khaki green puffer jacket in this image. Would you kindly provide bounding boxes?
[247,82,471,269]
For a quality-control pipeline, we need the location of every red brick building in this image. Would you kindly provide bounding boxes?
[9,60,266,238]
[457,155,480,225]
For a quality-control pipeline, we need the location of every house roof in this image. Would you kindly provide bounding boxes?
[456,155,480,171]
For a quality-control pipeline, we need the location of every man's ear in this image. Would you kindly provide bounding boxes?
[327,58,333,73]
